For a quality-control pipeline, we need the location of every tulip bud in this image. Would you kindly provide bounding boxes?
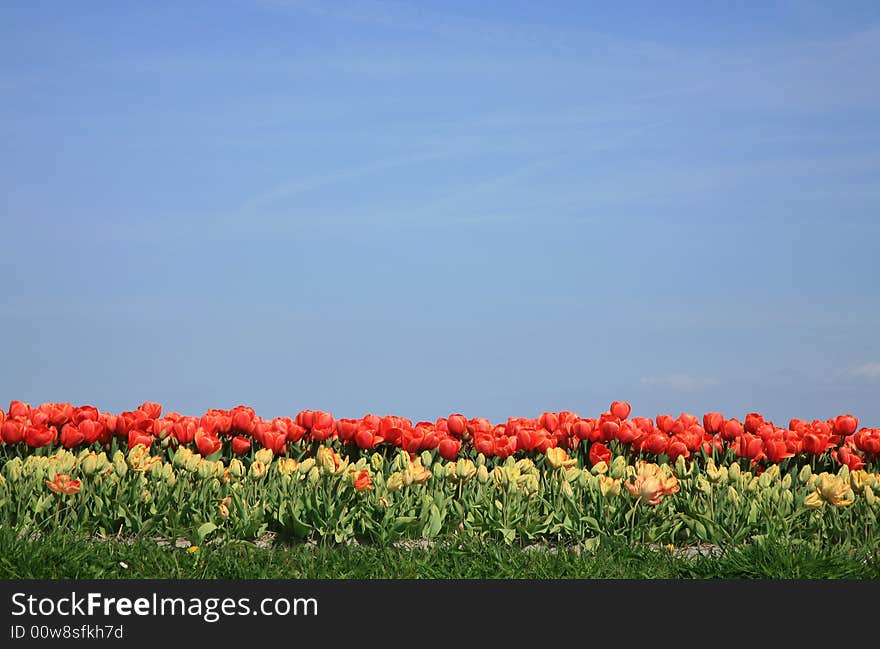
[307,466,320,485]
[561,479,574,499]
[80,452,100,476]
[545,447,568,469]
[492,467,505,488]
[420,450,433,468]
[249,461,267,480]
[578,469,590,488]
[149,461,164,480]
[4,458,23,482]
[674,455,687,477]
[728,463,741,482]
[758,471,773,489]
[515,458,536,474]
[185,454,202,473]
[798,464,812,483]
[610,456,627,479]
[475,453,486,467]
[696,476,712,494]
[455,459,476,482]
[370,453,384,472]
[277,458,298,476]
[781,473,792,490]
[727,485,739,504]
[162,463,177,486]
[114,454,128,478]
[255,448,273,466]
[227,458,244,479]
[172,446,192,468]
[837,465,850,483]
[564,467,581,484]
[476,465,489,484]
[393,450,409,471]
[590,461,608,476]
[387,472,404,492]
[598,475,621,497]
[865,485,876,507]
[197,460,214,481]
[445,462,459,483]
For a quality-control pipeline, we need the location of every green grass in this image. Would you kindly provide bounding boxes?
[1,527,878,579]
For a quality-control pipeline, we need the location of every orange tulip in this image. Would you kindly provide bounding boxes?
[352,469,374,491]
[46,473,81,496]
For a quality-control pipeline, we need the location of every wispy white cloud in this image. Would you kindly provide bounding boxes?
[847,362,880,380]
[640,374,719,390]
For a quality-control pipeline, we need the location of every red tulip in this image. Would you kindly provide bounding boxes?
[610,401,631,420]
[832,446,864,471]
[744,413,764,434]
[231,407,256,434]
[600,419,620,441]
[572,419,598,442]
[703,412,724,434]
[173,418,199,445]
[852,429,880,456]
[655,415,675,434]
[137,402,163,419]
[194,428,221,456]
[438,437,462,460]
[735,433,764,462]
[447,414,468,437]
[589,442,611,467]
[720,418,744,441]
[260,428,287,454]
[128,429,153,450]
[802,431,832,455]
[539,412,559,433]
[37,402,74,427]
[231,436,251,455]
[72,405,100,424]
[666,438,690,463]
[25,425,56,448]
[336,418,359,442]
[354,427,381,450]
[60,423,84,449]
[8,400,30,419]
[642,432,669,455]
[678,413,699,428]
[1,420,25,445]
[834,415,859,437]
[763,438,794,464]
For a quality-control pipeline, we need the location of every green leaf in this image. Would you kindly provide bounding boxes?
[425,504,443,537]
[197,522,217,542]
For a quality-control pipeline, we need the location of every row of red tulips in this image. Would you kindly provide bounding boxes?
[1,400,878,470]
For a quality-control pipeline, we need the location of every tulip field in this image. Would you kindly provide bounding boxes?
[1,399,878,568]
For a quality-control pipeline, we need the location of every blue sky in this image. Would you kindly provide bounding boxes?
[2,1,879,425]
